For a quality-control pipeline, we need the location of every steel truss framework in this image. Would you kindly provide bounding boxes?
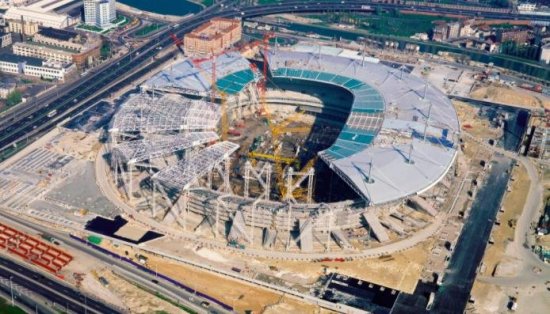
[109,93,221,134]
[112,132,219,165]
[152,141,239,191]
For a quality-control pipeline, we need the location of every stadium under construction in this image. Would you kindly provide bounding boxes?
[106,42,460,256]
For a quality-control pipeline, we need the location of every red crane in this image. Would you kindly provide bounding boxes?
[169,32,184,55]
[258,32,274,117]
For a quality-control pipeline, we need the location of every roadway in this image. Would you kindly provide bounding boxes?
[461,132,550,286]
[0,210,227,314]
[1,0,548,157]
[0,255,121,314]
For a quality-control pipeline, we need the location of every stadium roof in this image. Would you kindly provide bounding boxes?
[152,141,239,190]
[112,132,219,164]
[269,49,459,205]
[143,51,257,96]
[109,93,220,133]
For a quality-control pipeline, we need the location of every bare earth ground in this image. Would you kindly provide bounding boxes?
[453,100,502,141]
[48,131,101,161]
[470,84,550,110]
[96,268,183,314]
[101,242,318,314]
[480,164,531,277]
[255,240,433,294]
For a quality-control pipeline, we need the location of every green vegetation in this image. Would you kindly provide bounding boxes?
[114,15,131,28]
[500,41,541,61]
[490,0,510,8]
[280,21,550,81]
[201,0,214,6]
[491,23,514,29]
[130,282,197,314]
[20,78,33,84]
[135,23,164,37]
[309,11,456,37]
[87,235,103,245]
[76,24,104,33]
[154,292,198,314]
[6,90,22,107]
[0,297,26,314]
[100,42,111,59]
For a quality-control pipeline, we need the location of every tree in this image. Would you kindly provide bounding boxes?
[6,90,22,107]
[491,0,510,8]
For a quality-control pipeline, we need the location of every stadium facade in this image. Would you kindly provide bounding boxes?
[108,46,460,254]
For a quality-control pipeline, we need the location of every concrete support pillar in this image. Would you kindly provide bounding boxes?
[286,203,292,251]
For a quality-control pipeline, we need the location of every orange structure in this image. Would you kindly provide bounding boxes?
[183,17,242,57]
[0,222,73,277]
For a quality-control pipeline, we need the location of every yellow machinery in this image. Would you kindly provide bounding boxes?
[278,156,317,201]
[247,151,296,165]
[251,33,316,201]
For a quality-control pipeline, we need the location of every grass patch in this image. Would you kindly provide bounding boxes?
[135,23,164,37]
[6,90,22,107]
[114,15,131,27]
[0,297,26,314]
[129,282,198,314]
[77,24,104,32]
[311,11,457,37]
[87,235,103,245]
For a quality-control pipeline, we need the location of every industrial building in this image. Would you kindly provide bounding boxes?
[108,43,458,255]
[0,31,12,48]
[540,42,550,64]
[3,0,80,29]
[183,18,242,57]
[34,27,83,52]
[13,41,75,64]
[0,53,75,80]
[7,19,39,36]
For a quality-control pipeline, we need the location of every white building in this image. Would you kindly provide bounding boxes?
[84,0,116,29]
[3,1,82,29]
[540,43,550,64]
[518,3,537,12]
[0,53,75,80]
[12,42,75,64]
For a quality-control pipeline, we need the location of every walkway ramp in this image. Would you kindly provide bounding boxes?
[298,219,314,252]
[262,228,277,249]
[331,230,353,250]
[228,210,251,243]
[380,218,406,236]
[362,212,389,243]
[409,195,438,217]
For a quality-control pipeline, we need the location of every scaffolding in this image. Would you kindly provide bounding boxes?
[109,93,221,135]
[152,141,239,191]
[112,132,219,165]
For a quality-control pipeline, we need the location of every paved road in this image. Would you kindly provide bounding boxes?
[0,211,225,314]
[0,255,121,314]
[461,132,550,285]
[0,276,55,314]
[1,0,547,157]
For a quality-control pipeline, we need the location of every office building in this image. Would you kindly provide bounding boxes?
[184,18,242,57]
[0,53,75,80]
[83,0,116,29]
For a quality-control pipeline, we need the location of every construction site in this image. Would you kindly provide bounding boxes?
[102,23,460,257]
